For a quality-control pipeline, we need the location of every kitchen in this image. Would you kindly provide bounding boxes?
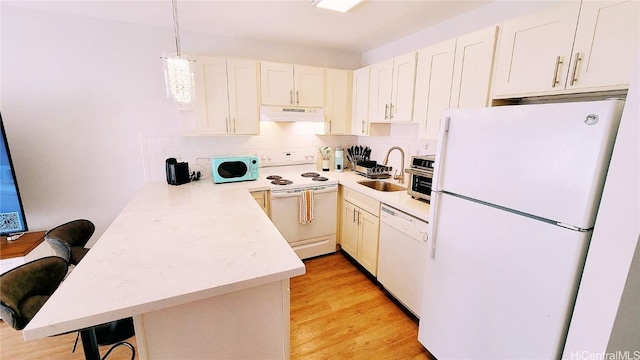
[2,0,639,359]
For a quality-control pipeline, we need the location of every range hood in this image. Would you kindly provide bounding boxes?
[259,106,325,122]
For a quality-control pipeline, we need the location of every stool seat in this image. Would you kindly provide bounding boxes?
[45,219,95,266]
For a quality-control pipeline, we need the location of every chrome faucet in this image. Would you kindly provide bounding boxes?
[383,146,405,183]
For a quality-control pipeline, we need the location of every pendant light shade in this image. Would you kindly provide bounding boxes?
[164,57,193,105]
[164,0,193,106]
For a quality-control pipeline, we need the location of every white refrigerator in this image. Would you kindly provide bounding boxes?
[418,100,625,359]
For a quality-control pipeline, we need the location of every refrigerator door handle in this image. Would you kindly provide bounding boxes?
[432,116,450,192]
[429,191,441,259]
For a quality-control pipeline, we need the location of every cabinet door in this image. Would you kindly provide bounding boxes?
[414,40,456,140]
[390,52,417,122]
[251,191,270,216]
[294,65,325,107]
[368,59,394,123]
[450,26,497,109]
[352,67,370,135]
[260,62,294,106]
[358,210,380,276]
[194,56,230,135]
[492,1,581,98]
[325,69,352,134]
[341,201,359,258]
[567,0,640,91]
[227,59,259,135]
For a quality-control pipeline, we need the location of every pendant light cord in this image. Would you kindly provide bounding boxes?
[172,0,182,58]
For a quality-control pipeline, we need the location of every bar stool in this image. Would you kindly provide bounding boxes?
[45,219,94,266]
[1,256,136,359]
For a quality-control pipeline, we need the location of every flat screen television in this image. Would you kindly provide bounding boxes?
[0,113,28,236]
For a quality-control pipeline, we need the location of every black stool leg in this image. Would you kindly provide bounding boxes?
[80,328,101,360]
[100,341,135,360]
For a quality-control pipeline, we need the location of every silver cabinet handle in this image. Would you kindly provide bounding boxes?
[225,118,229,133]
[328,119,332,133]
[389,103,394,119]
[353,208,357,223]
[384,104,389,120]
[357,210,361,225]
[289,90,293,105]
[552,56,563,88]
[570,52,581,86]
[361,120,366,134]
[296,90,300,105]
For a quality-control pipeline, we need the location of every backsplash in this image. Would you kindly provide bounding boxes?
[141,120,437,183]
[357,123,436,180]
[141,122,357,182]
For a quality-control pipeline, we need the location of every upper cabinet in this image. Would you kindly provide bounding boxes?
[493,0,639,98]
[414,26,497,140]
[192,56,260,135]
[567,0,640,91]
[324,69,352,135]
[260,62,325,107]
[351,67,370,135]
[368,52,417,123]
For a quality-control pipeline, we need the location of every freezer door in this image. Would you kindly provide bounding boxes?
[434,100,624,229]
[419,193,590,359]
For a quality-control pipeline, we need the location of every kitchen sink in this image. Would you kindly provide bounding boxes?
[357,180,406,192]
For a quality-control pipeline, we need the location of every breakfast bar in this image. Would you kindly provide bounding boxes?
[22,180,306,359]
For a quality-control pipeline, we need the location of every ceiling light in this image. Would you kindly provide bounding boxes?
[311,0,364,13]
[163,0,194,106]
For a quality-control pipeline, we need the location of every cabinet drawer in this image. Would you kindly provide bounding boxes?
[343,187,380,216]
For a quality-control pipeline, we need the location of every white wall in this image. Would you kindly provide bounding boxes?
[562,63,640,357]
[0,5,360,244]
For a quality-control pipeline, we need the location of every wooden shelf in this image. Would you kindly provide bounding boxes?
[0,231,46,260]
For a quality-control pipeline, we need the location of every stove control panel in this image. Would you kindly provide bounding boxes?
[257,148,318,167]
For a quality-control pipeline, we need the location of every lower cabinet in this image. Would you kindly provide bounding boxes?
[340,187,380,276]
[251,191,270,217]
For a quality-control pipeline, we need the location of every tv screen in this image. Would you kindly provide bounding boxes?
[0,114,28,236]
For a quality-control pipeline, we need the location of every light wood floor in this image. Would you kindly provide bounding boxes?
[1,252,433,359]
[291,252,434,360]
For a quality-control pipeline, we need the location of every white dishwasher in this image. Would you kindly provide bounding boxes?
[377,204,429,317]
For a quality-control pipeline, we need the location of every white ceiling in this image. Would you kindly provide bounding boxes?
[6,0,492,53]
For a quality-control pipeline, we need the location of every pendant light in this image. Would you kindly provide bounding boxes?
[163,0,193,106]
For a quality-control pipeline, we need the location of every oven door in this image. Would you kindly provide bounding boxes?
[406,168,433,200]
[269,185,338,244]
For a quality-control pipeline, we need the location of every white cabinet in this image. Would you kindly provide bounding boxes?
[260,62,325,107]
[340,187,380,276]
[193,56,259,135]
[414,26,497,140]
[368,52,417,123]
[493,0,639,98]
[251,191,270,217]
[351,66,370,135]
[413,40,456,141]
[324,69,352,134]
[566,0,639,91]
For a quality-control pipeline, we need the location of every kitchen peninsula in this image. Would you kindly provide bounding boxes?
[22,179,305,359]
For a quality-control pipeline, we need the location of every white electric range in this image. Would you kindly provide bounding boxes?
[258,149,338,259]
